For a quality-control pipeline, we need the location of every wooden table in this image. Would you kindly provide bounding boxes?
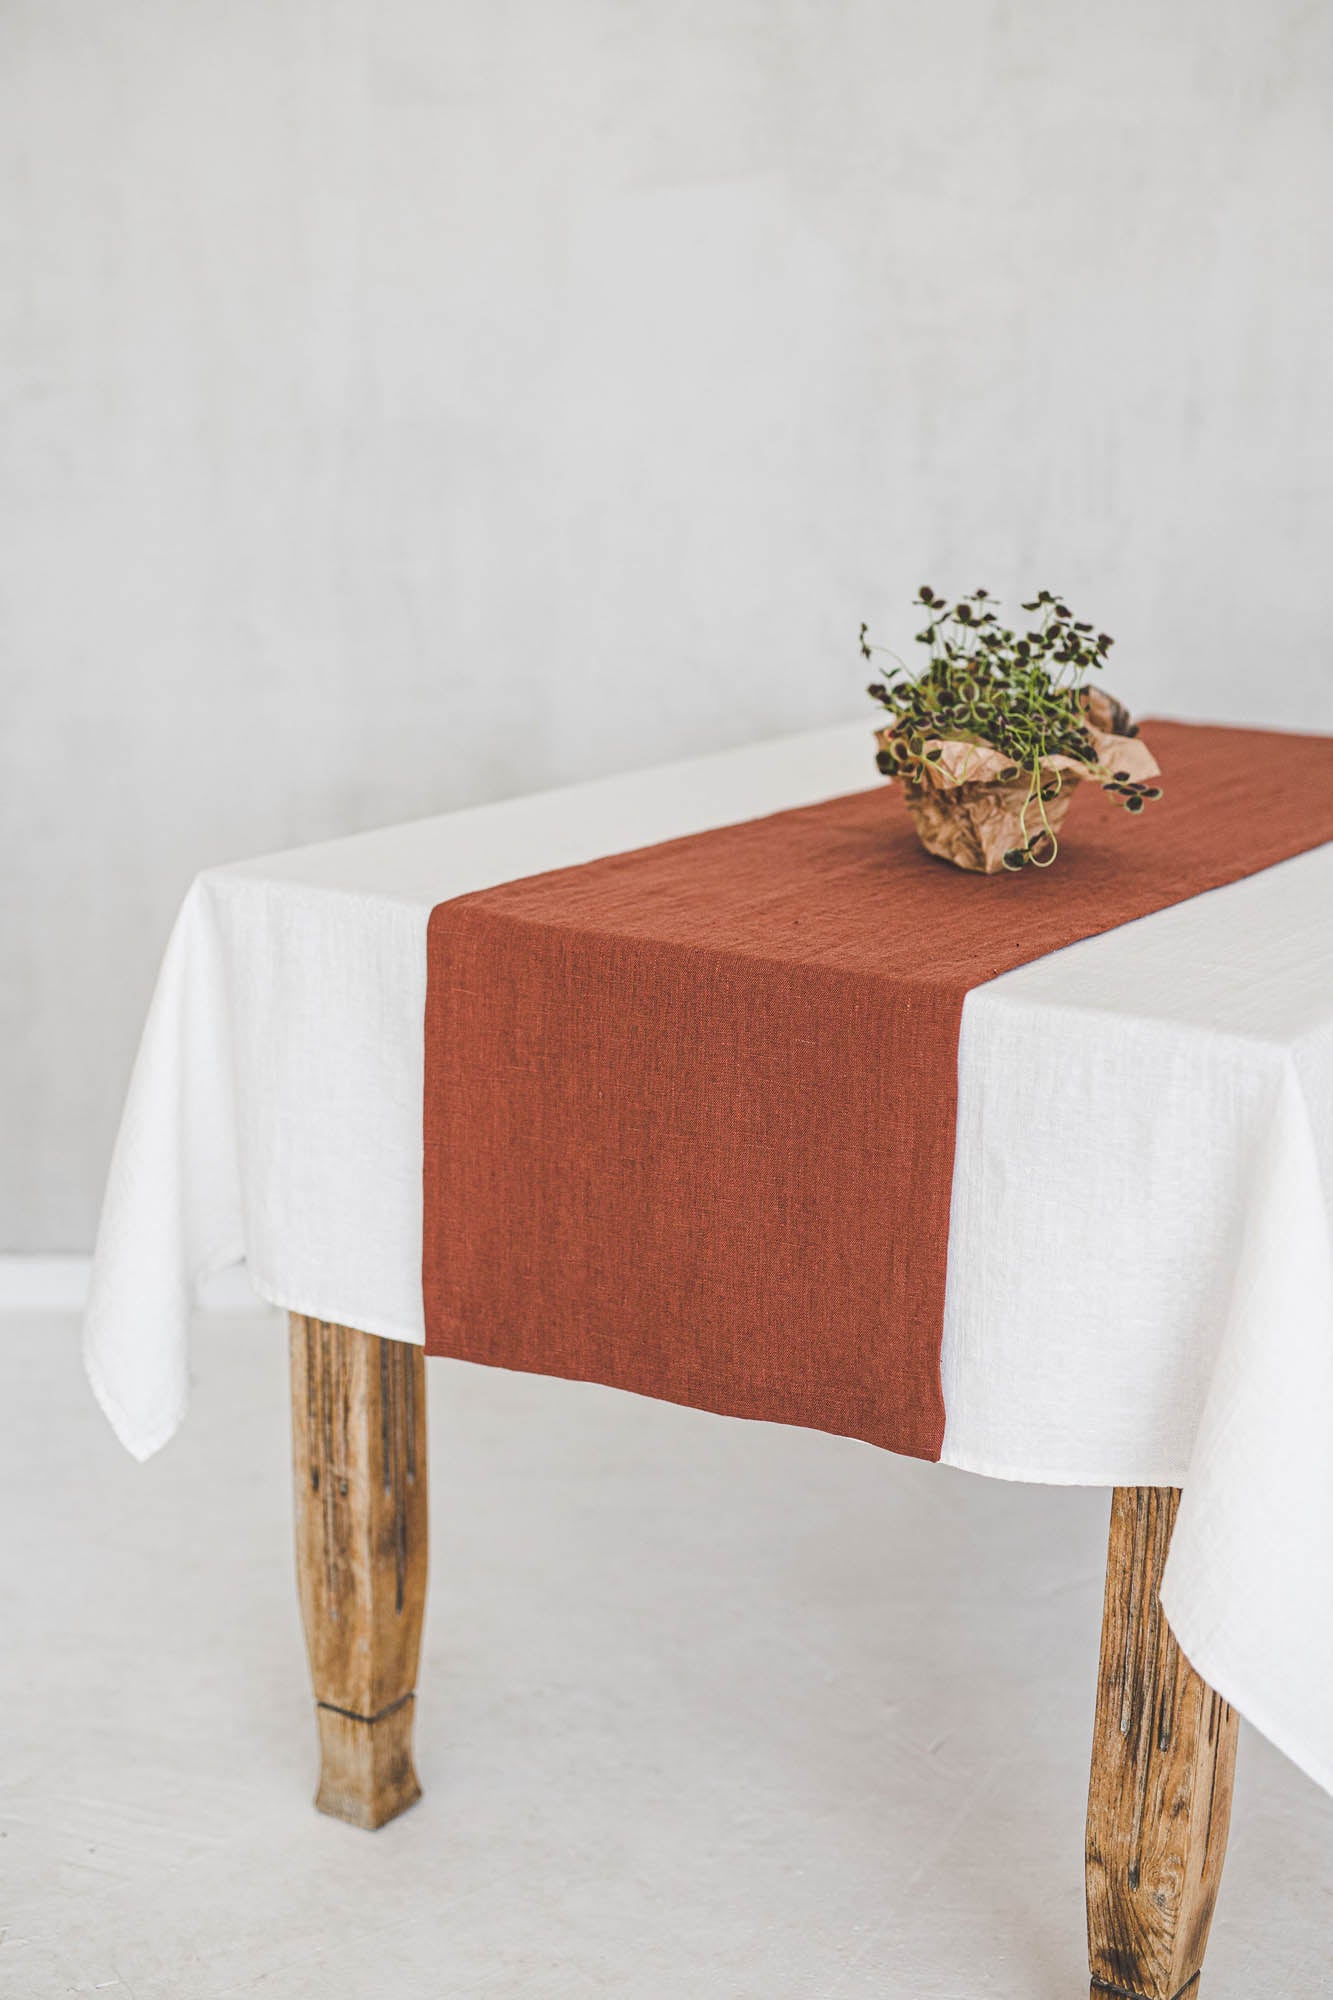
[91,726,1333,1997]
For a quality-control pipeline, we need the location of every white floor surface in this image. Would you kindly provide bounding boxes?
[2,1308,1331,1999]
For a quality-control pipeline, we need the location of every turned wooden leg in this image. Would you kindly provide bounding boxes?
[290,1314,428,1828]
[1086,1487,1238,2000]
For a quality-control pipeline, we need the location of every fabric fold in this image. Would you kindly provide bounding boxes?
[1163,1056,1333,1797]
[83,879,245,1460]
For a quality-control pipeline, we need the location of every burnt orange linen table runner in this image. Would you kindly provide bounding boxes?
[423,721,1333,1461]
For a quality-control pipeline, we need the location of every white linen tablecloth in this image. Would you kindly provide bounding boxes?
[85,723,1333,1794]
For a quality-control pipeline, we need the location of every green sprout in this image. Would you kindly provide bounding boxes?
[861,587,1161,869]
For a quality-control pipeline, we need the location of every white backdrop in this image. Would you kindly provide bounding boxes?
[4,0,1332,1248]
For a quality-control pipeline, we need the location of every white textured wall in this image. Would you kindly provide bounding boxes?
[5,0,1332,1247]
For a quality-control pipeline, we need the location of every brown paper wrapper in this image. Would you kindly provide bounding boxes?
[875,708,1160,874]
[899,768,1078,873]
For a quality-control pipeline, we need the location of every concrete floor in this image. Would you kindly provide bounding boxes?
[2,1310,1331,1999]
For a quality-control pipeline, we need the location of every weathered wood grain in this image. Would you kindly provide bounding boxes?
[1086,1487,1238,2000]
[290,1314,428,1828]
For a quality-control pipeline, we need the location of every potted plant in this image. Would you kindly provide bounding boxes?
[861,587,1162,873]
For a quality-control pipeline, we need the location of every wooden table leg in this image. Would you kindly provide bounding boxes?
[290,1314,428,1828]
[1086,1487,1238,2000]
